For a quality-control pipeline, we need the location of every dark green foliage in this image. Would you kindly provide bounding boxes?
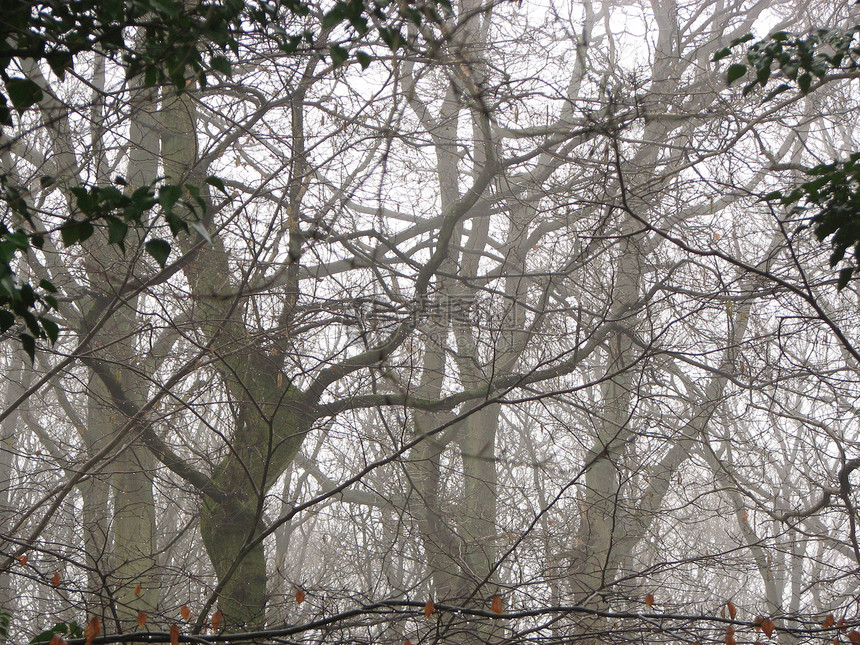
[0,174,214,359]
[765,154,860,288]
[716,26,860,288]
[29,620,83,643]
[714,26,859,98]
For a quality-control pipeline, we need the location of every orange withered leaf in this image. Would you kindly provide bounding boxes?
[424,599,435,618]
[137,611,147,627]
[17,555,27,567]
[296,589,306,605]
[753,616,764,632]
[84,617,100,645]
[644,593,654,608]
[761,618,775,638]
[404,641,412,645]
[727,601,737,620]
[49,634,67,645]
[726,627,736,645]
[170,624,180,645]
[211,610,223,632]
[134,583,142,596]
[180,605,191,621]
[51,572,61,587]
[824,615,836,629]
[491,596,503,615]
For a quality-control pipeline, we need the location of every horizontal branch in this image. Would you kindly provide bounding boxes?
[63,599,860,644]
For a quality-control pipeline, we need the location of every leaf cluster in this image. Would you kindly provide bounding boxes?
[0,174,222,360]
[714,26,860,288]
[766,154,860,289]
[715,26,860,99]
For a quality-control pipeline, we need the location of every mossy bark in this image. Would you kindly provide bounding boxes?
[159,89,313,630]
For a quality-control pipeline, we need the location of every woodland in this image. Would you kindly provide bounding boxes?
[1,0,860,644]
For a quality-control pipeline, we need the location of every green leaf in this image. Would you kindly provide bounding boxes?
[0,98,12,126]
[798,72,812,94]
[106,216,128,249]
[39,279,57,293]
[59,221,94,246]
[60,223,80,247]
[712,47,731,62]
[46,51,74,79]
[40,317,59,344]
[6,78,44,112]
[206,176,228,194]
[730,33,754,46]
[164,211,188,236]
[145,238,171,267]
[0,310,15,333]
[210,55,232,77]
[726,63,747,85]
[355,51,372,69]
[159,183,183,211]
[20,333,35,363]
[838,267,854,290]
[329,45,349,67]
[30,622,69,644]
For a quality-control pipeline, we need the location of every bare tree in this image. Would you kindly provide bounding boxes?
[2,1,860,644]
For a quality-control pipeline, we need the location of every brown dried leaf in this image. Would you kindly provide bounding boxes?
[424,599,435,618]
[840,619,851,634]
[49,635,67,645]
[137,611,147,627]
[754,616,764,632]
[848,631,860,644]
[645,593,654,608]
[134,583,142,596]
[17,555,27,567]
[51,572,61,587]
[180,605,191,621]
[84,617,100,645]
[211,610,223,632]
[491,596,503,615]
[170,624,180,645]
[761,618,775,638]
[727,601,737,620]
[296,589,306,605]
[824,615,836,629]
